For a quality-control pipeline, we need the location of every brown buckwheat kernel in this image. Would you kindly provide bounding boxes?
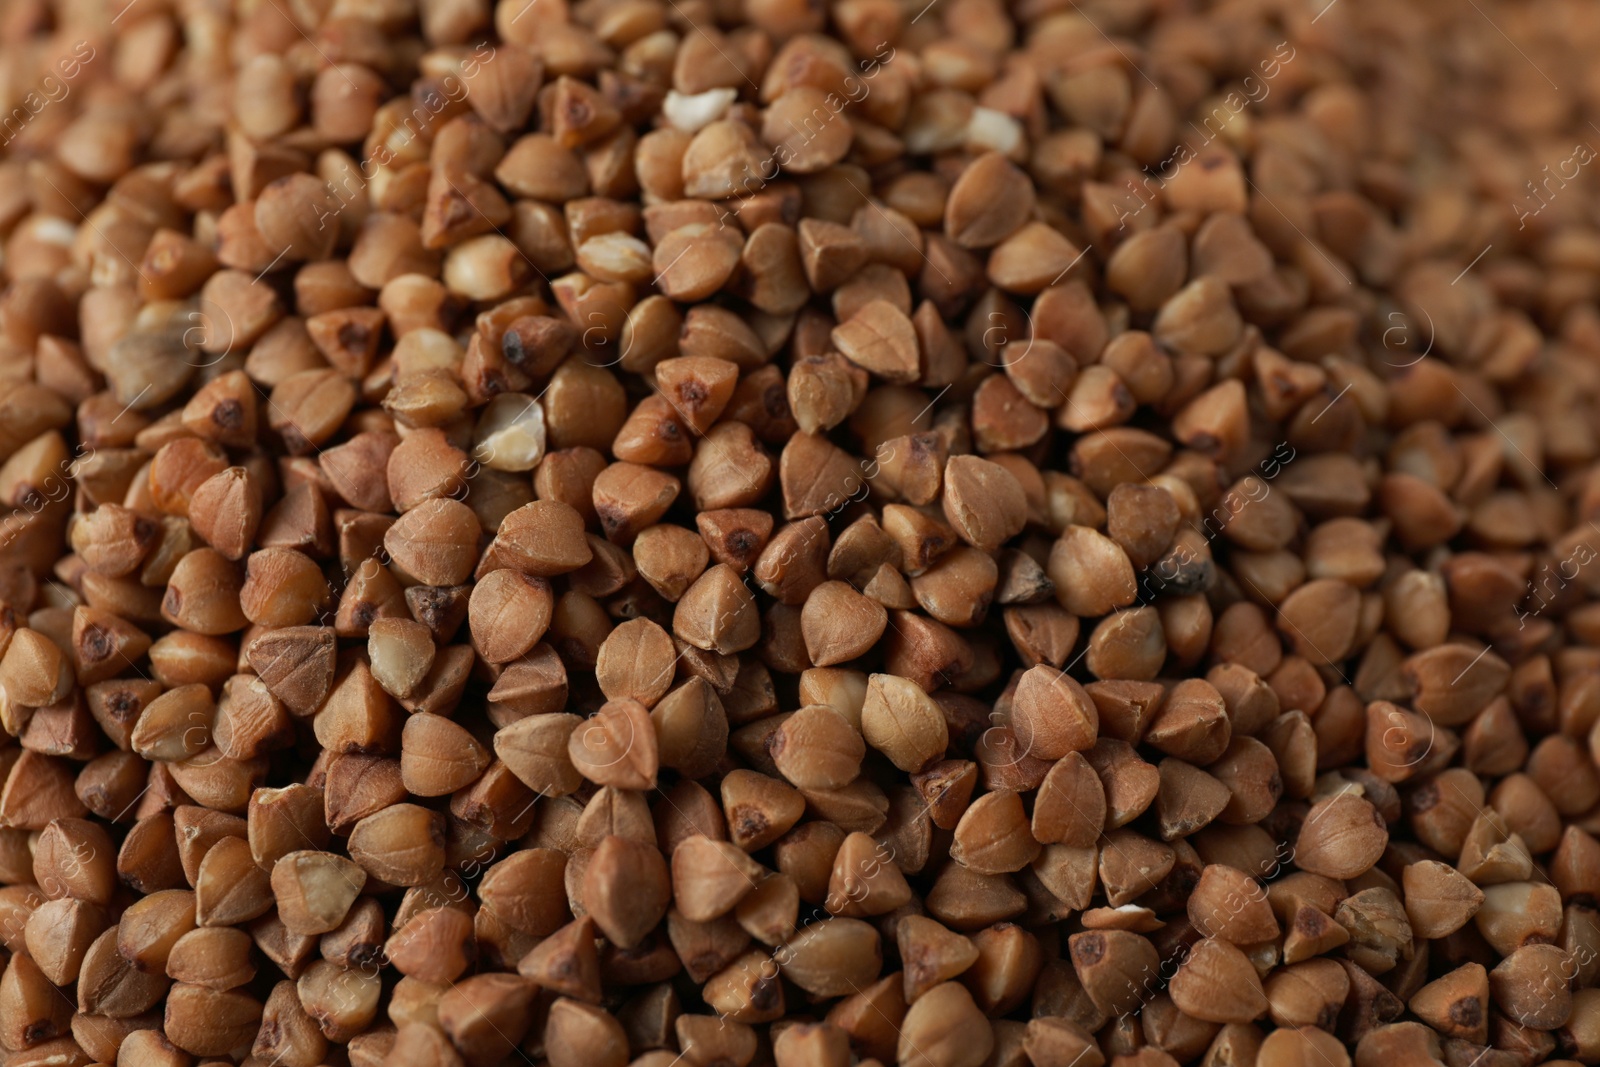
[2,0,1599,1063]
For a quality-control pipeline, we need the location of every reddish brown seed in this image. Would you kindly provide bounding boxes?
[569,699,660,790]
[801,581,888,666]
[860,673,950,773]
[1049,527,1137,617]
[1011,666,1099,760]
[831,301,921,384]
[470,569,555,664]
[899,981,994,1067]
[945,152,1035,248]
[1168,938,1269,1023]
[771,705,865,791]
[6,2,1600,1058]
[1295,791,1389,879]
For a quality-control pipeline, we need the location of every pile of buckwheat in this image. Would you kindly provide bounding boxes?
[1,0,1600,1064]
